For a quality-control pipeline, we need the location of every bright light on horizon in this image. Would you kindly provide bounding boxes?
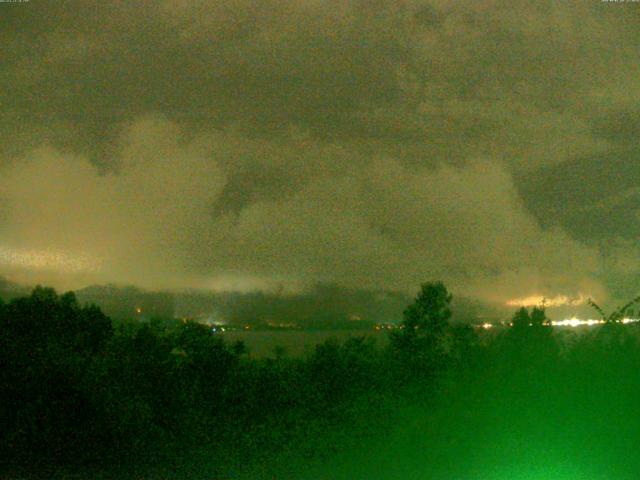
[551,318,604,327]
[551,317,639,327]
[477,317,640,329]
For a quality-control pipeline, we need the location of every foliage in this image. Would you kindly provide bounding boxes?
[511,305,550,329]
[4,284,640,479]
[588,295,640,323]
[401,281,452,335]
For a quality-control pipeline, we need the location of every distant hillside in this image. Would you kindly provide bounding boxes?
[76,284,175,320]
[3,278,492,327]
[0,277,30,301]
[76,283,490,327]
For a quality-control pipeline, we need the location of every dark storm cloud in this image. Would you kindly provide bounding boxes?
[519,102,640,242]
[2,1,612,163]
[1,0,410,162]
[592,107,640,146]
[1,0,640,309]
[518,149,640,241]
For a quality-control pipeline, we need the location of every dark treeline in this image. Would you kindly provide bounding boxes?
[3,283,640,479]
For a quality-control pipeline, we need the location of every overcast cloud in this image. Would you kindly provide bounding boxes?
[1,0,639,311]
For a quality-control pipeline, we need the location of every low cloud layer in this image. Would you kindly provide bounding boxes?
[2,1,640,311]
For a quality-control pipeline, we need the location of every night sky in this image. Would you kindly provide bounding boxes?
[1,1,639,313]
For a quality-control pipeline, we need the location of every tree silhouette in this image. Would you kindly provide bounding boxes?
[504,304,556,371]
[588,295,640,323]
[511,306,531,330]
[530,305,548,327]
[389,282,453,382]
[401,281,452,335]
[511,305,549,330]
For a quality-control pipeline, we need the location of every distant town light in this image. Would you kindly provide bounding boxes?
[474,318,640,329]
[549,318,640,327]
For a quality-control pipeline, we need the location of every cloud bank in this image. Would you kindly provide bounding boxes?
[2,0,640,309]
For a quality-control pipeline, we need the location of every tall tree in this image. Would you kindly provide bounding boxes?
[402,281,452,336]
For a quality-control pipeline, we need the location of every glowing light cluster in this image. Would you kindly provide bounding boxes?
[552,317,640,327]
[551,318,603,327]
[475,318,640,329]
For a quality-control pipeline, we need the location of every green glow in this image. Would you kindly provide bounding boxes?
[462,461,601,480]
